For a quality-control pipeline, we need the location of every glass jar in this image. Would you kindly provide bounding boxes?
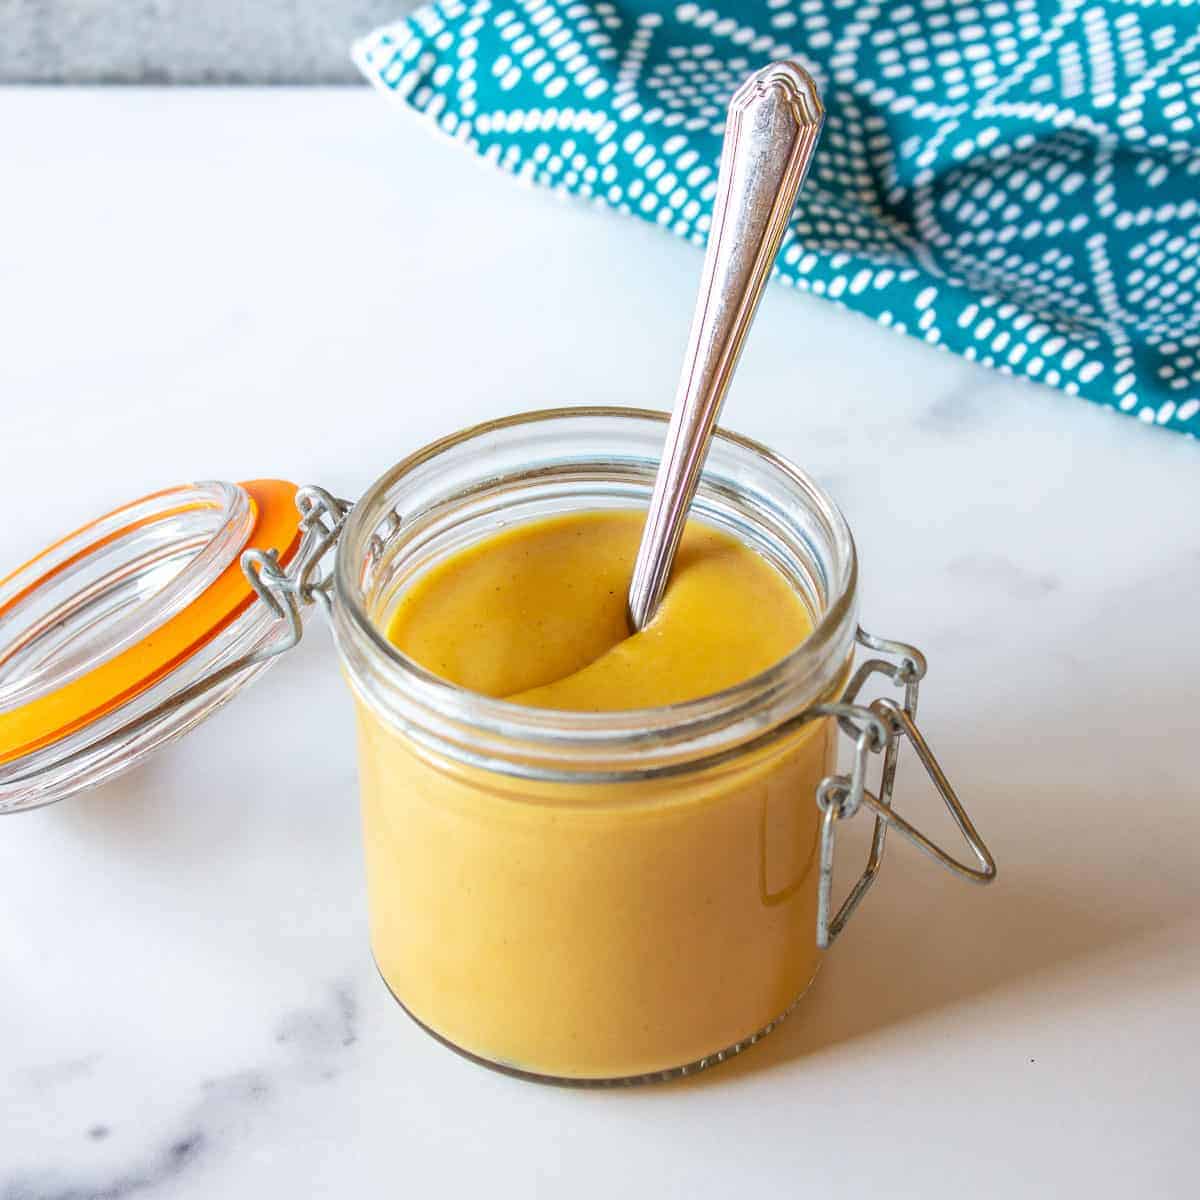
[0,408,994,1083]
[334,408,854,1082]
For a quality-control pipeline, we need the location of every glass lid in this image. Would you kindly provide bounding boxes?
[0,479,305,813]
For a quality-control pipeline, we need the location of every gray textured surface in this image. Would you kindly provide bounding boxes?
[0,1,412,82]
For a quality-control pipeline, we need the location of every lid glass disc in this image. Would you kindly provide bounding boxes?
[0,481,254,710]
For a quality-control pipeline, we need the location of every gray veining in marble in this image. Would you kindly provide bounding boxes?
[0,1,413,83]
[3,981,363,1200]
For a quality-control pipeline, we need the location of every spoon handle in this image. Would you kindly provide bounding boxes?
[627,62,824,631]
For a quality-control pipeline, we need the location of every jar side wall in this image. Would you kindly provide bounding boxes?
[356,700,837,1081]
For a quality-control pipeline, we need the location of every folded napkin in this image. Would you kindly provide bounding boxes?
[356,1,1200,436]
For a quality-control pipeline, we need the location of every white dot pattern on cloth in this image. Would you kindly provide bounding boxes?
[356,0,1200,436]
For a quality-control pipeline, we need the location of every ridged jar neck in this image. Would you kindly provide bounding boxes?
[332,408,858,783]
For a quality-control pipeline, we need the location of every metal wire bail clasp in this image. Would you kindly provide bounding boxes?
[814,628,997,949]
[239,486,352,660]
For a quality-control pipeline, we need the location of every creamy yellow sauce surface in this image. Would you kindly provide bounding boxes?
[357,511,834,1079]
[387,510,812,708]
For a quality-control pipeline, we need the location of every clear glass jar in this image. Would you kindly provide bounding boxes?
[0,409,993,1080]
[332,408,859,1083]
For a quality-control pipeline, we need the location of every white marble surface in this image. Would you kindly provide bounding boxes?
[2,89,1198,1198]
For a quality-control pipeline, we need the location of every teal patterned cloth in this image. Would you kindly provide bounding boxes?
[356,1,1200,436]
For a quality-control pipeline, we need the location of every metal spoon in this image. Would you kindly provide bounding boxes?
[627,62,824,631]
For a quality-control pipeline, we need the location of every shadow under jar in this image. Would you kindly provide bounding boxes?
[332,407,860,1084]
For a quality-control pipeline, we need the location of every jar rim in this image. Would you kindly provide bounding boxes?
[332,407,858,779]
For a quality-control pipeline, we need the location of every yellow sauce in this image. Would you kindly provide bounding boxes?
[356,511,835,1079]
[389,511,812,709]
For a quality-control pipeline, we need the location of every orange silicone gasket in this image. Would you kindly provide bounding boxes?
[0,480,300,767]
